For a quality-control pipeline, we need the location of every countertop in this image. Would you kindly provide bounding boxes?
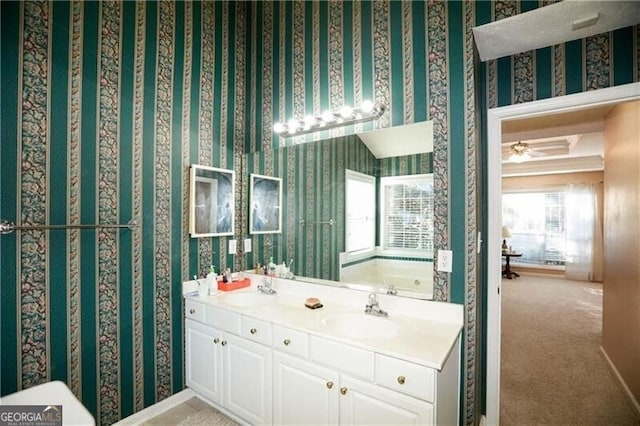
[184,274,463,371]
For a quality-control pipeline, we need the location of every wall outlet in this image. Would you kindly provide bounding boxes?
[437,249,453,272]
[228,239,237,255]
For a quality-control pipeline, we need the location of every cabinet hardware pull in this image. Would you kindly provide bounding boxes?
[397,375,406,385]
[283,339,291,346]
[189,309,195,314]
[340,387,348,395]
[326,381,334,389]
[221,340,227,346]
[213,338,220,344]
[250,328,257,334]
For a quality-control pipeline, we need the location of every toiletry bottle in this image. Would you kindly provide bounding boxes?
[206,265,216,295]
[268,257,276,276]
[280,261,288,278]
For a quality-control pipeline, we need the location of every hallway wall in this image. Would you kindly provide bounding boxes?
[602,100,640,410]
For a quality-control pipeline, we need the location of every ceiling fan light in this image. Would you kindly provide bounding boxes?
[509,152,531,163]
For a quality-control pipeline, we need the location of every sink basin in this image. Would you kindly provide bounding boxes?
[320,313,401,339]
[219,292,274,308]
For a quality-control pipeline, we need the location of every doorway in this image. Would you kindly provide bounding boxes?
[485,82,640,425]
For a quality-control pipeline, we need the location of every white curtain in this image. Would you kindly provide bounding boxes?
[565,183,598,281]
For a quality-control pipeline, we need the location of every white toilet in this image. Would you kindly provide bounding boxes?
[0,381,95,426]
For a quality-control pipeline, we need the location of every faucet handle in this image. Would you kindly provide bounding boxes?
[368,293,378,304]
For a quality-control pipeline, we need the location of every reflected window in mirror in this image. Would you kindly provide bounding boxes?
[345,169,376,254]
[380,174,434,256]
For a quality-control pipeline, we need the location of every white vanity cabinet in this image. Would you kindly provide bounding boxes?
[273,351,432,425]
[185,318,223,404]
[184,285,462,426]
[271,326,457,425]
[185,300,272,425]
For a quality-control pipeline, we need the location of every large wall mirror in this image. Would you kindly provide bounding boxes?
[244,121,434,300]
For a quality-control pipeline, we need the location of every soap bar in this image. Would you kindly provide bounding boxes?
[305,297,323,310]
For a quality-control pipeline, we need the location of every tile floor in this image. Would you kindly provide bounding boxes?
[142,396,218,425]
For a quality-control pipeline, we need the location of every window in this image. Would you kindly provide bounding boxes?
[380,174,434,254]
[502,191,566,266]
[345,170,376,253]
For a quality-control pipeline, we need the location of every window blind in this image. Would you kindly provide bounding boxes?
[381,175,434,251]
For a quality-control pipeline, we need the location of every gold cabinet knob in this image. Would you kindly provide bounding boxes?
[250,328,257,334]
[283,339,291,346]
[213,338,220,344]
[397,375,406,385]
[221,340,227,346]
[189,309,195,314]
[326,381,334,389]
[340,387,348,395]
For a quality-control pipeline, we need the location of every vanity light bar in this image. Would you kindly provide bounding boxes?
[273,101,385,137]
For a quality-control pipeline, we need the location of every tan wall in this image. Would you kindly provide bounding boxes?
[602,100,640,407]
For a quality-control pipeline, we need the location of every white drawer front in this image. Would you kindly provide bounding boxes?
[272,325,309,358]
[374,354,435,402]
[205,305,241,334]
[241,316,272,346]
[309,336,374,381]
[185,299,205,323]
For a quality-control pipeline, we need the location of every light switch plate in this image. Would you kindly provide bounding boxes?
[228,239,237,255]
[437,249,453,272]
[243,238,252,254]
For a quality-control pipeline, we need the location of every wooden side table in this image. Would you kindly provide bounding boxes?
[502,252,522,279]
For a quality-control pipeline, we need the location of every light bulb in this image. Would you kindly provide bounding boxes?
[287,118,300,130]
[360,100,374,113]
[273,122,285,133]
[339,105,353,118]
[304,115,316,128]
[321,110,335,123]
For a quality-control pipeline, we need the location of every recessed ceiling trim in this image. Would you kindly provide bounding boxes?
[502,155,604,177]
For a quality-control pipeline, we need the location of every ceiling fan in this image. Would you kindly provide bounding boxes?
[508,141,546,163]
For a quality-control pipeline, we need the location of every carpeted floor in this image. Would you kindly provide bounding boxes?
[500,274,640,425]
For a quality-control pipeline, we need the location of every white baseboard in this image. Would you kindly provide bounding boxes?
[112,388,196,425]
[600,346,640,417]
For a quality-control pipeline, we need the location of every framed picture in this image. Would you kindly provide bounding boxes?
[189,164,235,237]
[249,173,282,234]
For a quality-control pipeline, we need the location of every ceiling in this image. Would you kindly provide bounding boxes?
[501,106,613,176]
[357,120,433,159]
[473,1,640,61]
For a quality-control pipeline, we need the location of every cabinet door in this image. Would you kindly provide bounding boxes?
[273,351,339,425]
[339,375,434,425]
[185,319,223,405]
[223,333,272,425]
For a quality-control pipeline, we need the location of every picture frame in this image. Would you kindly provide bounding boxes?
[249,173,282,235]
[189,164,235,237]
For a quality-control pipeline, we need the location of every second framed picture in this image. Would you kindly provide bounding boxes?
[249,173,282,234]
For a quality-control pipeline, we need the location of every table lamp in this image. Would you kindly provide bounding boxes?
[501,226,511,253]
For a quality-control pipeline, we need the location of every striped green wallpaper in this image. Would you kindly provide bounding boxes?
[1,1,637,425]
[0,1,246,424]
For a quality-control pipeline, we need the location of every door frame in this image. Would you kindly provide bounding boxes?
[485,82,640,425]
